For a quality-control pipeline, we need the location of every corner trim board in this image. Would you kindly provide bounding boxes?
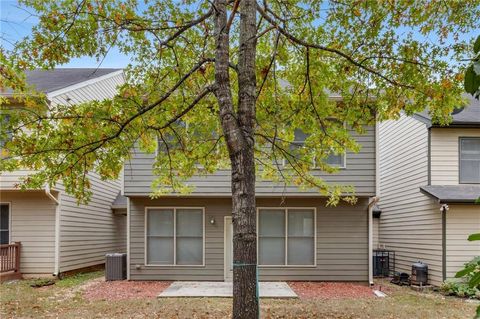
[126,197,131,280]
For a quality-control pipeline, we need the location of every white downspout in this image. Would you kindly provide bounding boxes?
[45,185,61,276]
[126,197,130,280]
[368,197,379,286]
[367,119,381,286]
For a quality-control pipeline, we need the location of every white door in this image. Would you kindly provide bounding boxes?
[224,216,233,281]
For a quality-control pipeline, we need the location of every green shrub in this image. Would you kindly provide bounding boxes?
[440,280,480,299]
[442,256,480,300]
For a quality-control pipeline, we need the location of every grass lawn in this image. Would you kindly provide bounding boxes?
[0,272,477,319]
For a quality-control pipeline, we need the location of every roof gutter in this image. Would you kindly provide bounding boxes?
[45,184,61,277]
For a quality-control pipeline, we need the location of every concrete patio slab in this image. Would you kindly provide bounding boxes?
[158,281,297,298]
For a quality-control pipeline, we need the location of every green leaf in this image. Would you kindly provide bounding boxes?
[468,233,480,241]
[474,35,480,54]
[465,65,480,94]
[469,271,480,288]
[455,264,476,278]
[476,305,480,319]
[476,197,480,204]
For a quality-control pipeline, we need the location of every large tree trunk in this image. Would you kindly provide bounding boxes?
[233,0,258,317]
[213,0,259,318]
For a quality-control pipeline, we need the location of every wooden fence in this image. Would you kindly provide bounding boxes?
[0,242,21,281]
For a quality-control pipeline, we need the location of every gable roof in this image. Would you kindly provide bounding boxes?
[25,68,122,93]
[1,68,122,97]
[414,94,480,127]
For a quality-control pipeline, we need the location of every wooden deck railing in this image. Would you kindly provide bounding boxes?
[0,242,21,274]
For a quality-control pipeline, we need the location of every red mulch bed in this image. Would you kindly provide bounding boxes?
[288,282,376,299]
[83,281,172,301]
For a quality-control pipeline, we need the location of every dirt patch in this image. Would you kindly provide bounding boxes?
[83,280,172,301]
[288,282,376,299]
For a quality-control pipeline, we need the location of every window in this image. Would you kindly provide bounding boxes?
[459,137,480,184]
[146,208,204,266]
[258,208,315,266]
[288,129,345,168]
[0,204,10,245]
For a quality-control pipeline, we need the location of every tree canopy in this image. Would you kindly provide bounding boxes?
[1,0,478,203]
[465,35,480,99]
[1,1,479,317]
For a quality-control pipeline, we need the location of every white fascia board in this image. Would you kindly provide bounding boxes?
[46,70,124,99]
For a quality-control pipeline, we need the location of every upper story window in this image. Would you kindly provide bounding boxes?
[290,129,346,168]
[459,137,480,184]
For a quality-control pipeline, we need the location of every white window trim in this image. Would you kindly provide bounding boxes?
[144,206,205,267]
[459,137,480,184]
[281,150,347,169]
[0,202,12,244]
[256,207,317,268]
[314,152,347,170]
[283,125,348,169]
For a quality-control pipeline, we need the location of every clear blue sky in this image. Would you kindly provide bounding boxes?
[1,0,131,68]
[1,0,477,69]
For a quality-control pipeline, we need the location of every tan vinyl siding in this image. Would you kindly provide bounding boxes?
[379,115,443,285]
[430,128,480,185]
[446,205,480,279]
[129,197,368,281]
[0,170,38,190]
[59,174,126,272]
[0,73,124,190]
[1,191,56,275]
[124,127,376,197]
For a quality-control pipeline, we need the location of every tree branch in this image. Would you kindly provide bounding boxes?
[256,3,415,89]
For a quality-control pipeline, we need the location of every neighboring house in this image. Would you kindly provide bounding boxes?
[0,69,127,279]
[121,117,379,283]
[378,96,480,286]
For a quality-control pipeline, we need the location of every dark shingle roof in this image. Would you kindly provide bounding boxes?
[23,68,121,93]
[414,94,480,127]
[420,185,480,204]
[111,192,127,209]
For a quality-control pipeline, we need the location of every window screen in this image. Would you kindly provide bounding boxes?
[258,209,285,265]
[258,208,315,266]
[146,208,203,265]
[290,129,345,167]
[287,209,315,265]
[459,138,480,184]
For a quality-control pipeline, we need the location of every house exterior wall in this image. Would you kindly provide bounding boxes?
[0,170,35,190]
[446,205,480,279]
[58,174,126,273]
[48,71,124,106]
[430,127,480,185]
[124,126,376,197]
[0,191,56,275]
[0,71,125,190]
[128,196,369,281]
[379,115,443,285]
